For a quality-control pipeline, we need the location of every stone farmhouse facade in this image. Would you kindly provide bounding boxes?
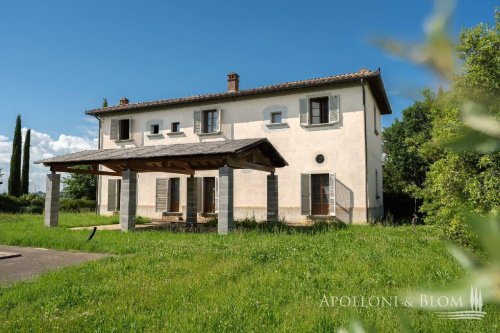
[86,69,391,224]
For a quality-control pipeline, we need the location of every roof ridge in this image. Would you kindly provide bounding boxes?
[87,69,380,114]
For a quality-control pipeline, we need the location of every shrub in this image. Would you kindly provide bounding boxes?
[0,195,22,213]
[135,216,151,224]
[59,199,96,213]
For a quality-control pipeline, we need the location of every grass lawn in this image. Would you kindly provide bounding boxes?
[0,214,498,332]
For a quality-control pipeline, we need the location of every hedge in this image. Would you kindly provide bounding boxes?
[0,194,96,214]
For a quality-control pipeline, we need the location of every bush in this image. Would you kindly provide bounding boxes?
[135,216,151,225]
[59,199,96,213]
[0,195,22,213]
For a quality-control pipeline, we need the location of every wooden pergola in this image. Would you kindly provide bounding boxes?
[36,138,287,234]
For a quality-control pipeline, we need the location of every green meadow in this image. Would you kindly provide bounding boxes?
[0,214,498,332]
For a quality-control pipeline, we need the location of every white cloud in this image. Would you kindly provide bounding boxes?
[0,128,97,194]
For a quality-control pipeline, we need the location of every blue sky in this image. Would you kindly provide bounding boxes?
[0,0,497,192]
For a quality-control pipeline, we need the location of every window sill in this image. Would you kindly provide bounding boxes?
[167,131,185,136]
[197,131,222,137]
[147,133,164,139]
[302,122,338,129]
[115,139,133,143]
[266,122,289,129]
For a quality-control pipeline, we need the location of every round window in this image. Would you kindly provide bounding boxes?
[315,154,325,164]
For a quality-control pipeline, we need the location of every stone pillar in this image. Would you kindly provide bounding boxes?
[186,175,198,227]
[120,169,137,232]
[218,165,234,234]
[44,173,60,227]
[267,173,279,221]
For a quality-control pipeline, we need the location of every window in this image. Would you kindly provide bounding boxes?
[271,112,282,124]
[119,119,130,140]
[169,178,180,212]
[150,124,160,135]
[171,122,180,133]
[311,174,330,215]
[315,154,325,164]
[203,110,218,133]
[309,97,329,124]
[375,170,380,199]
[374,106,379,135]
[203,177,216,213]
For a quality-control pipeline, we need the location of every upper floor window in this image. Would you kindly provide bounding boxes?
[171,122,180,133]
[309,97,329,124]
[271,112,283,124]
[202,109,218,133]
[150,124,160,135]
[111,118,132,141]
[374,106,379,135]
[299,95,340,127]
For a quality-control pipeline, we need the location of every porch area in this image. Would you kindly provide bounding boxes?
[36,138,287,234]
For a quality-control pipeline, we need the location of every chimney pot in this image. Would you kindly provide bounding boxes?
[227,72,239,92]
[119,97,129,105]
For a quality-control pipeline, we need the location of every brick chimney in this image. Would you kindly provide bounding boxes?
[119,97,129,105]
[227,72,239,92]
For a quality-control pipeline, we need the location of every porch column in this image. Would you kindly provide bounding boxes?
[186,175,198,227]
[120,169,137,232]
[218,165,234,234]
[44,173,60,227]
[267,173,279,221]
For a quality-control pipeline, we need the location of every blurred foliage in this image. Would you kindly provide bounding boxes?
[341,1,499,331]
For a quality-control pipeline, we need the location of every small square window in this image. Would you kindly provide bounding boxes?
[171,122,180,133]
[150,124,160,134]
[271,112,282,124]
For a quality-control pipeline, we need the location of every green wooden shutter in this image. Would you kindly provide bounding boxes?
[108,179,117,211]
[329,173,336,216]
[155,178,168,212]
[110,119,118,140]
[193,111,202,134]
[196,177,203,213]
[300,173,310,215]
[299,98,308,126]
[329,95,340,124]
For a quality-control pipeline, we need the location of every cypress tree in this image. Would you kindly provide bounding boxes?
[102,98,108,107]
[8,115,22,197]
[21,129,31,195]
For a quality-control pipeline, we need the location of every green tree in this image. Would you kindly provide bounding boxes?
[62,166,96,200]
[102,98,108,108]
[420,12,500,245]
[8,115,22,197]
[21,129,31,195]
[382,89,435,215]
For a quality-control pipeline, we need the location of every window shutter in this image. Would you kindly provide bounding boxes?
[329,173,336,216]
[299,98,308,126]
[196,177,203,213]
[329,95,340,124]
[214,177,219,213]
[110,119,118,141]
[217,109,222,133]
[155,178,168,212]
[300,173,310,215]
[108,179,117,211]
[128,118,133,139]
[193,111,202,134]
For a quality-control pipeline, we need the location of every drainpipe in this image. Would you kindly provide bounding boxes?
[92,114,101,215]
[361,78,369,223]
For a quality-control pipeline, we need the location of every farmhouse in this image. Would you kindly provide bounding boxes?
[37,69,391,233]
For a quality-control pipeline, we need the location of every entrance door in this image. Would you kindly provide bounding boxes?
[169,178,180,212]
[203,177,216,213]
[311,174,329,215]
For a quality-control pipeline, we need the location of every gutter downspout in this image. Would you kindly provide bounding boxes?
[361,78,369,223]
[92,114,101,215]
